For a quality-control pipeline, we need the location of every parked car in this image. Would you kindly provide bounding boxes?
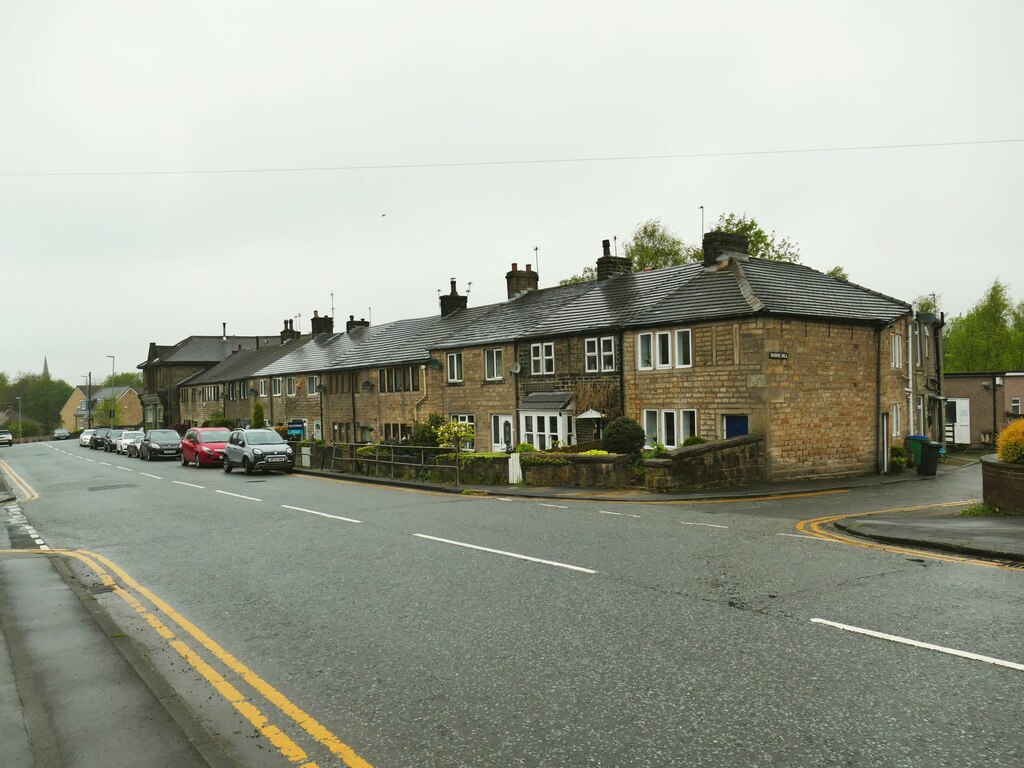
[79,429,96,447]
[53,428,70,440]
[223,428,294,474]
[139,429,182,461]
[0,429,12,447]
[180,427,232,468]
[103,429,125,452]
[117,430,143,454]
[89,428,111,450]
[127,434,144,458]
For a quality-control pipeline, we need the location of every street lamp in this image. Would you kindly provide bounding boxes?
[316,383,327,442]
[106,355,115,427]
[15,396,21,440]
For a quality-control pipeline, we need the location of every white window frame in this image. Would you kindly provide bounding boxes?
[675,329,693,368]
[891,403,902,436]
[286,376,296,396]
[259,379,267,397]
[890,332,903,368]
[531,342,554,375]
[584,338,599,373]
[656,332,671,369]
[643,410,659,446]
[637,333,653,370]
[1011,397,1021,415]
[601,336,616,372]
[661,410,677,449]
[519,411,572,450]
[680,409,697,442]
[306,375,319,395]
[924,325,931,359]
[484,349,503,381]
[447,352,463,383]
[272,378,282,396]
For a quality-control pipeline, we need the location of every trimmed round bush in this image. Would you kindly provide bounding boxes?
[997,419,1024,464]
[602,416,646,458]
[683,435,707,447]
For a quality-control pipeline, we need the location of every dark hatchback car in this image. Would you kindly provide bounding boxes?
[89,428,111,450]
[139,429,182,461]
[103,429,125,452]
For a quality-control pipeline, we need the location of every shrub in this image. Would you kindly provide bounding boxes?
[252,403,265,429]
[436,421,475,449]
[577,449,610,456]
[410,413,444,446]
[889,445,907,473]
[996,420,1024,464]
[683,435,707,447]
[644,442,669,458]
[515,442,537,453]
[602,417,646,458]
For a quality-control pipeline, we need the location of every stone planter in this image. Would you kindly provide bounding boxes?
[981,454,1024,516]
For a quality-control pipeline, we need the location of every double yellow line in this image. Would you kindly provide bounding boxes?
[0,459,38,502]
[1,548,373,768]
[796,499,1024,572]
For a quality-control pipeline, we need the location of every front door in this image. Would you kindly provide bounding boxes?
[945,398,971,444]
[723,414,749,439]
[492,414,514,452]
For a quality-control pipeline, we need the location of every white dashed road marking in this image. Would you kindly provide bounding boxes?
[778,533,825,541]
[598,510,641,518]
[172,481,205,490]
[215,490,262,502]
[538,503,568,509]
[680,521,728,529]
[812,618,1024,672]
[413,533,596,574]
[140,473,162,480]
[281,505,361,524]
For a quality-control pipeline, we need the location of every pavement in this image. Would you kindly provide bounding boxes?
[2,454,1022,766]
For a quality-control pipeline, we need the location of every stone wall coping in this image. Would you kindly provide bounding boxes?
[980,453,1013,466]
[668,434,763,460]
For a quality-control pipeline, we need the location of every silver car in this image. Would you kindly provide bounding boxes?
[223,429,294,475]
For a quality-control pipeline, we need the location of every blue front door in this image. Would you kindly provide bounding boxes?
[724,414,749,438]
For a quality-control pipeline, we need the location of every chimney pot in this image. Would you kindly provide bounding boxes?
[511,262,518,271]
[313,310,319,318]
[602,239,611,257]
[526,264,532,272]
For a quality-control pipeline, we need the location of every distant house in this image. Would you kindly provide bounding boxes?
[944,372,1024,447]
[67,386,143,430]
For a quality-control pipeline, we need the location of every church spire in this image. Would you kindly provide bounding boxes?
[42,356,50,379]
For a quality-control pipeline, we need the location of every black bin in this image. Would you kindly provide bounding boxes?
[917,441,941,476]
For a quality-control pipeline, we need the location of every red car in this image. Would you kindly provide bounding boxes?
[180,427,232,467]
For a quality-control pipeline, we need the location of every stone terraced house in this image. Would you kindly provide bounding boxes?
[154,230,945,481]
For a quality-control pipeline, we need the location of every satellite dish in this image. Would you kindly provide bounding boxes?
[428,358,443,370]
[510,362,522,374]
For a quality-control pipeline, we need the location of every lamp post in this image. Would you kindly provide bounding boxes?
[15,396,22,440]
[316,383,326,442]
[106,355,115,427]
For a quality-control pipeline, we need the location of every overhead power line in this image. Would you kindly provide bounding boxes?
[1,138,1021,178]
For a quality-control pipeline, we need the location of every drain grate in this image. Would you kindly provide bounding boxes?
[87,484,138,492]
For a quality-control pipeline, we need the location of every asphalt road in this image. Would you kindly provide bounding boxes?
[3,441,1022,767]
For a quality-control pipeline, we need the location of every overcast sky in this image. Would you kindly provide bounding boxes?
[2,1,1022,386]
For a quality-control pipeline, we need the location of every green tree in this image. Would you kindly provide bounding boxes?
[826,265,849,281]
[559,212,799,284]
[436,420,475,450]
[95,397,119,427]
[944,280,1022,372]
[252,403,266,429]
[106,371,143,389]
[4,373,73,433]
[410,413,444,446]
[914,294,940,314]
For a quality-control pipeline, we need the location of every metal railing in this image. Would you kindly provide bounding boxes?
[323,443,465,485]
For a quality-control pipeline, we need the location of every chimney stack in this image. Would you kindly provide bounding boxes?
[310,309,335,336]
[505,262,540,299]
[596,239,632,280]
[702,231,749,268]
[222,322,227,341]
[346,314,370,333]
[440,278,469,317]
[280,318,301,342]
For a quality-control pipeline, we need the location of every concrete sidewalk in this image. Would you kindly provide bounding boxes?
[1,481,231,766]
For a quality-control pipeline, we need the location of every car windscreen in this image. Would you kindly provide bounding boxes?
[198,430,231,443]
[246,431,285,445]
[123,431,143,439]
[149,430,180,442]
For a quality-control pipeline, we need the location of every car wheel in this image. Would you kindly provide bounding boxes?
[243,458,253,475]
[181,454,188,466]
[223,458,232,473]
[193,455,201,468]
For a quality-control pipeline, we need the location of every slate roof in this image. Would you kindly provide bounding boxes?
[72,387,136,415]
[144,336,281,366]
[168,254,911,385]
[625,257,909,328]
[182,338,314,385]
